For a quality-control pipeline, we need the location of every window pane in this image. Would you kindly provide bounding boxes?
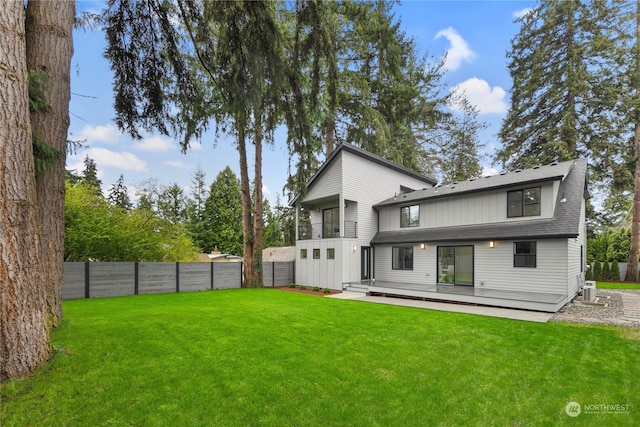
[410,206,420,227]
[523,188,540,216]
[313,249,320,259]
[392,247,400,269]
[514,242,536,268]
[300,249,307,259]
[438,247,455,283]
[403,247,413,270]
[401,205,419,227]
[401,207,410,227]
[507,191,523,217]
[327,248,335,259]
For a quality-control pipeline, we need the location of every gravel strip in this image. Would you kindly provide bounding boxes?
[551,290,640,328]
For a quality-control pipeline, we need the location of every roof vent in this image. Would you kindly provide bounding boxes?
[453,181,459,185]
[515,169,522,173]
[533,165,541,169]
[451,186,456,189]
[469,178,475,181]
[500,172,506,175]
[550,161,558,166]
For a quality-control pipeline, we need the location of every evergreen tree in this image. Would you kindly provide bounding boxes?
[437,96,487,183]
[602,258,612,281]
[203,167,243,256]
[497,0,634,185]
[593,260,602,281]
[185,166,209,251]
[107,174,131,210]
[157,183,187,225]
[611,258,621,282]
[81,155,102,196]
[263,199,284,248]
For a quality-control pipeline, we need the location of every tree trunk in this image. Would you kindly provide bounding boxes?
[0,0,51,380]
[25,0,74,328]
[626,2,640,282]
[253,106,264,288]
[237,128,254,287]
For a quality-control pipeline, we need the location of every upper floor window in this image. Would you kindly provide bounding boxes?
[323,207,340,238]
[400,205,420,227]
[507,187,541,217]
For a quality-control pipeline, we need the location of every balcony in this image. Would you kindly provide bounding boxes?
[298,220,358,240]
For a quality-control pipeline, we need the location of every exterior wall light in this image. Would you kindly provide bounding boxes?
[489,241,495,248]
[420,243,426,249]
[353,245,357,252]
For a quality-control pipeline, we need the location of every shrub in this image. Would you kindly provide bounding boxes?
[288,283,296,288]
[323,288,332,294]
[611,259,620,281]
[585,264,593,281]
[312,286,320,292]
[299,285,307,290]
[602,259,611,281]
[593,260,602,281]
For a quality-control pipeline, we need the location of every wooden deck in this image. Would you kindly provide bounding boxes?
[344,281,568,313]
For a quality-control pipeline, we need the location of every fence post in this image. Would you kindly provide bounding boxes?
[134,262,139,295]
[176,262,180,292]
[84,261,90,299]
[210,262,214,290]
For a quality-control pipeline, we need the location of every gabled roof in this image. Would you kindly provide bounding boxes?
[371,159,588,244]
[374,159,579,209]
[290,143,436,206]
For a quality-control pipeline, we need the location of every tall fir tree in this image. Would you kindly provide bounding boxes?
[203,167,243,256]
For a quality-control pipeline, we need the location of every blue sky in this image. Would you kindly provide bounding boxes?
[67,0,535,204]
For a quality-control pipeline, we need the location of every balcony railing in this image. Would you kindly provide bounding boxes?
[298,221,358,240]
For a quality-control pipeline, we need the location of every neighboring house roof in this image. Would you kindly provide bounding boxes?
[290,142,436,206]
[371,159,588,244]
[262,246,296,262]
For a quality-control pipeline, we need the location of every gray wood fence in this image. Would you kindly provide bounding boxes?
[63,261,295,300]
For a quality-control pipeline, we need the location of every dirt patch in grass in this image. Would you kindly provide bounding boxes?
[272,286,340,297]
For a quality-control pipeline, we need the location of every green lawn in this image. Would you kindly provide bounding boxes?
[596,281,640,290]
[1,289,638,426]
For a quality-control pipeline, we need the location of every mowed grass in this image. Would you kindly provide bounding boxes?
[2,289,639,426]
[596,281,640,290]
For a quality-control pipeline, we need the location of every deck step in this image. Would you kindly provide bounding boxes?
[343,284,369,294]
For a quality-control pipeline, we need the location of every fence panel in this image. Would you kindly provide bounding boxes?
[62,261,292,299]
[274,262,294,286]
[89,262,136,298]
[213,263,242,289]
[180,263,211,292]
[138,262,176,295]
[63,262,85,299]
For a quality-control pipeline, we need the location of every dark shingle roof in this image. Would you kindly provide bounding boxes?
[370,159,588,244]
[374,159,577,209]
[290,143,436,206]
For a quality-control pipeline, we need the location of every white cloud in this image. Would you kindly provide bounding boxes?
[263,184,271,197]
[513,8,533,19]
[134,135,173,152]
[450,77,508,114]
[86,147,148,172]
[73,123,121,144]
[482,167,500,177]
[434,27,475,71]
[165,160,192,169]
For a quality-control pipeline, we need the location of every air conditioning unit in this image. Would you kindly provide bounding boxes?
[583,281,596,302]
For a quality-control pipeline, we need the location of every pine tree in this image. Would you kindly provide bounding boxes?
[611,258,621,282]
[593,260,603,281]
[497,0,634,185]
[81,155,102,196]
[203,167,243,256]
[107,174,131,210]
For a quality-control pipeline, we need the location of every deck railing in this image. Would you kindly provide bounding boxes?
[298,220,357,240]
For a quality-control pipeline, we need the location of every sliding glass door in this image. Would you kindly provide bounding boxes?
[437,246,474,286]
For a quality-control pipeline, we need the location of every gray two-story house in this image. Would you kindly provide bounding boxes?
[292,143,589,312]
